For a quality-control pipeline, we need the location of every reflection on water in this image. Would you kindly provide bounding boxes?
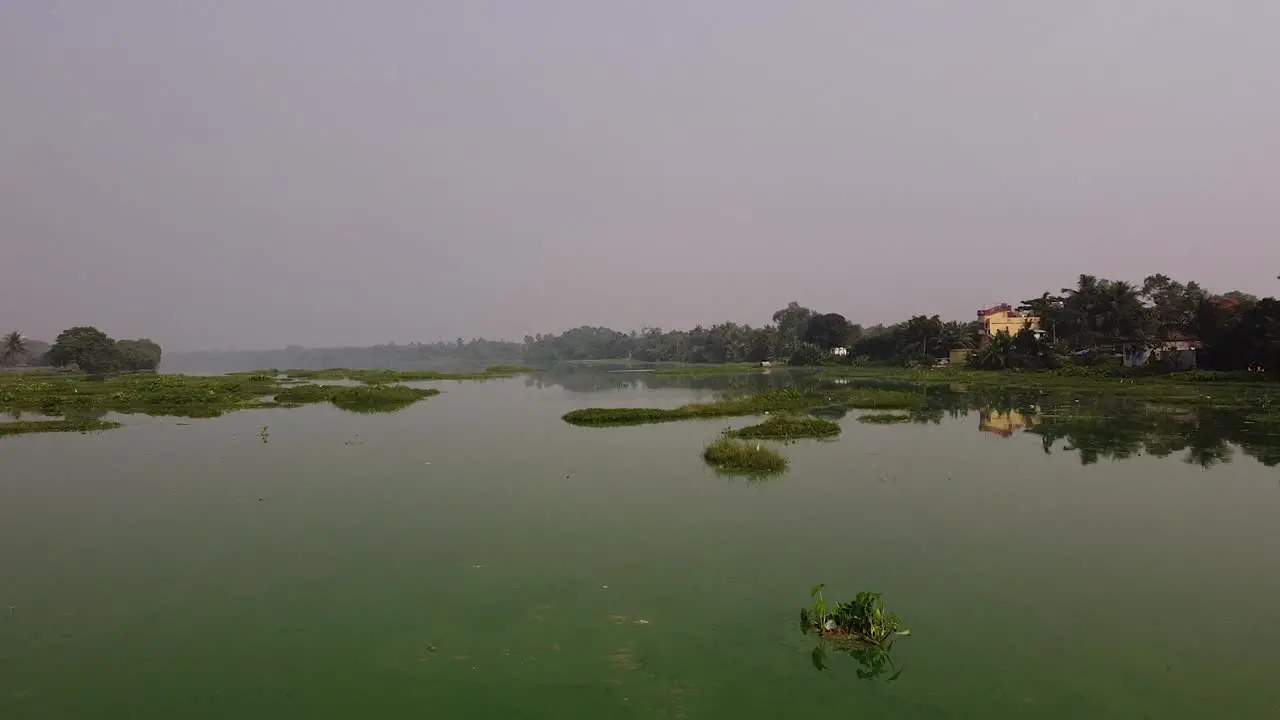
[534,369,1280,468]
[957,398,1280,468]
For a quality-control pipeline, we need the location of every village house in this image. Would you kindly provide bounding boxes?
[977,303,1042,337]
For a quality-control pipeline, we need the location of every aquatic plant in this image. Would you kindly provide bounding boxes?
[562,387,923,427]
[272,383,440,413]
[0,373,285,418]
[327,384,439,413]
[0,418,122,437]
[701,436,789,477]
[856,412,913,425]
[800,585,909,646]
[727,415,840,440]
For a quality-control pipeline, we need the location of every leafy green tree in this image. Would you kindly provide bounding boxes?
[116,338,163,372]
[1,331,27,366]
[772,302,816,349]
[47,326,120,374]
[787,342,827,367]
[803,313,851,350]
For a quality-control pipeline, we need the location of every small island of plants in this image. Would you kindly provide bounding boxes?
[801,584,910,647]
[701,436,789,478]
[727,415,840,440]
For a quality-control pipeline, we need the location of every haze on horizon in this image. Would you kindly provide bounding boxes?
[2,1,1277,352]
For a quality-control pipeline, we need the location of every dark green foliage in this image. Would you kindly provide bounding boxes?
[562,387,923,426]
[116,338,163,372]
[327,385,439,413]
[0,418,122,437]
[272,384,333,404]
[0,374,283,417]
[47,326,120,375]
[787,342,827,367]
[701,436,788,477]
[856,412,912,424]
[804,313,852,350]
[274,382,440,413]
[728,415,840,439]
[802,585,909,646]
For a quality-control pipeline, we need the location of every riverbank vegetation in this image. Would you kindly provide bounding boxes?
[701,436,789,477]
[728,415,840,440]
[0,418,122,437]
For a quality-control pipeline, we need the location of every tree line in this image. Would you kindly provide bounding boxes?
[1,327,161,374]
[522,273,1280,373]
[10,272,1274,375]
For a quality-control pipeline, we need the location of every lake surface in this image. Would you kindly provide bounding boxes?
[3,374,1279,718]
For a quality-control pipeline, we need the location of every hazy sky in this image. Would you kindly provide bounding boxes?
[3,1,1278,350]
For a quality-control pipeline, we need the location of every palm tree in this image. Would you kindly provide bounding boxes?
[1,331,28,366]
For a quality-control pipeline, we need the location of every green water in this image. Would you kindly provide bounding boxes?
[2,375,1279,718]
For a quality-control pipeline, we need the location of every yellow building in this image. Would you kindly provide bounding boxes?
[978,409,1029,437]
[977,304,1041,337]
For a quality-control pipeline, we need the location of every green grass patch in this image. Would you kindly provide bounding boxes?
[0,373,284,418]
[0,419,122,437]
[857,412,914,425]
[274,383,439,413]
[702,436,789,477]
[728,415,840,440]
[562,387,923,427]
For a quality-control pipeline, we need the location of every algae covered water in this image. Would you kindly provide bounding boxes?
[2,374,1279,718]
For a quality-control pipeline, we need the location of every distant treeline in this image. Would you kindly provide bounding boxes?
[164,338,526,374]
[65,271,1280,376]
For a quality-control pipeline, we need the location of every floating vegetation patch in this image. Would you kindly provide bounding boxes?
[801,585,909,646]
[801,585,910,680]
[563,387,923,427]
[0,373,285,418]
[274,383,440,413]
[0,418,122,437]
[856,412,914,425]
[727,415,840,440]
[327,385,439,413]
[701,436,789,477]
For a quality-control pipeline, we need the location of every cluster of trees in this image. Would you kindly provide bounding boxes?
[986,274,1278,372]
[515,272,1280,373]
[522,303,864,366]
[3,327,163,374]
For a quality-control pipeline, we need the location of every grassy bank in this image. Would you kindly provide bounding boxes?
[728,415,841,439]
[702,436,789,477]
[0,419,122,437]
[562,387,924,427]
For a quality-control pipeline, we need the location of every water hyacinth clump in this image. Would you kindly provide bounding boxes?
[701,436,789,477]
